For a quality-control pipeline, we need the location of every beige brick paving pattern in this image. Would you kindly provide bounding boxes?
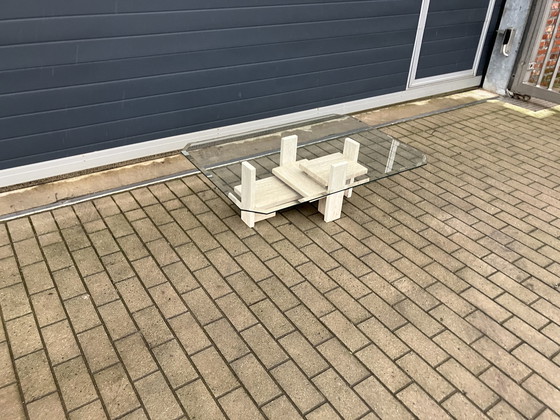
[1,100,560,419]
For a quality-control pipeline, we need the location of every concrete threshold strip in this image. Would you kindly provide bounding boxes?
[0,96,496,222]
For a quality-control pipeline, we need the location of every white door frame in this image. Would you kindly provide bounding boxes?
[407,0,497,88]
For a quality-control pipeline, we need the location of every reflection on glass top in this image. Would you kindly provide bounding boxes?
[184,115,427,214]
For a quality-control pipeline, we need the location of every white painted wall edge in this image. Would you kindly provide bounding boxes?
[0,76,481,188]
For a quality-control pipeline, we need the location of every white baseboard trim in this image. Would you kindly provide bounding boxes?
[0,76,481,188]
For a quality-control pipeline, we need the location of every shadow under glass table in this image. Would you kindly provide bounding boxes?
[183,115,427,228]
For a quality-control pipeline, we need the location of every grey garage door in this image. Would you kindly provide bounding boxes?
[0,0,503,172]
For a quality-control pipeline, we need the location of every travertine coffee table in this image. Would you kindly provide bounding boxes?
[184,115,427,228]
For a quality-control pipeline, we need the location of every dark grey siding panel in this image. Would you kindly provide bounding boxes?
[416,0,491,79]
[0,3,424,46]
[0,0,422,170]
[0,15,419,71]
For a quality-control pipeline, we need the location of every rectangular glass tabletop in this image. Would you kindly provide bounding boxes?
[183,115,427,215]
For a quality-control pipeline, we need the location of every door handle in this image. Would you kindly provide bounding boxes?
[498,28,516,57]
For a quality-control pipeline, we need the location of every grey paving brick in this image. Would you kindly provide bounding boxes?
[329,266,371,298]
[72,247,104,278]
[317,338,369,386]
[512,344,560,388]
[54,356,97,411]
[260,276,300,311]
[7,218,34,242]
[187,226,220,252]
[148,281,187,318]
[117,233,150,261]
[95,363,140,418]
[6,314,42,359]
[358,316,409,360]
[83,272,119,307]
[271,361,325,414]
[183,287,223,326]
[241,324,288,369]
[279,331,328,378]
[161,261,199,294]
[286,305,332,346]
[306,403,344,420]
[357,344,411,393]
[466,310,520,351]
[153,339,197,389]
[292,281,334,317]
[205,318,249,362]
[42,320,81,366]
[263,256,301,286]
[232,353,281,405]
[175,243,210,271]
[115,333,158,381]
[427,282,475,317]
[262,396,303,420]
[146,238,181,267]
[523,374,560,415]
[158,222,190,248]
[42,242,73,272]
[359,292,407,331]
[438,359,498,410]
[15,350,56,403]
[98,300,137,341]
[355,376,413,420]
[397,353,454,402]
[0,384,25,419]
[433,331,489,375]
[441,393,487,420]
[78,325,119,373]
[481,367,543,418]
[52,266,86,301]
[461,288,511,322]
[241,234,278,261]
[117,277,153,313]
[191,347,238,398]
[176,379,225,420]
[27,393,67,420]
[135,371,184,420]
[505,317,559,357]
[13,237,43,267]
[132,256,168,288]
[64,294,101,334]
[396,324,448,367]
[251,299,294,338]
[428,304,482,344]
[0,341,16,387]
[169,312,210,355]
[219,387,265,420]
[321,310,369,352]
[396,384,452,420]
[194,265,232,299]
[133,306,173,348]
[325,287,370,323]
[22,261,55,295]
[313,369,369,419]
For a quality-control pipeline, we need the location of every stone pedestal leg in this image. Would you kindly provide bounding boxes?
[343,137,360,198]
[239,161,276,228]
[318,161,348,222]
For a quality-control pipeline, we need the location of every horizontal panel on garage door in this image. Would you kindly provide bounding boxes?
[0,0,421,170]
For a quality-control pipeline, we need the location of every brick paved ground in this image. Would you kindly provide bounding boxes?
[1,98,560,419]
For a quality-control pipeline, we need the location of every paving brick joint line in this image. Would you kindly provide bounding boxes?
[1,99,560,419]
